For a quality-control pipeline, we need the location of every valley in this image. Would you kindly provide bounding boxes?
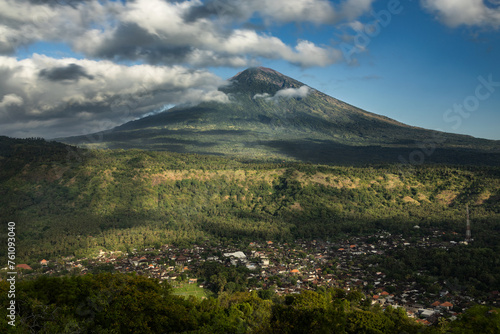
[2,68,500,332]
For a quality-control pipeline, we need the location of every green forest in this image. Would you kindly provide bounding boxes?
[1,137,500,332]
[1,273,499,333]
[1,137,499,262]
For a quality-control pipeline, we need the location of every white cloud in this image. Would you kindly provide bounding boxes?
[0,0,112,54]
[0,93,23,108]
[345,20,366,32]
[0,55,228,138]
[185,0,375,25]
[254,0,338,24]
[422,0,500,28]
[0,0,364,67]
[70,0,343,68]
[292,40,342,67]
[253,93,271,99]
[274,86,312,99]
[254,85,311,102]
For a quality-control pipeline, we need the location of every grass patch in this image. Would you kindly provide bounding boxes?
[172,283,214,299]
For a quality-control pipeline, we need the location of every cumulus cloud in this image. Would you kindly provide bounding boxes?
[274,86,311,99]
[184,0,375,25]
[0,93,23,109]
[254,85,311,102]
[0,55,228,138]
[421,0,500,28]
[0,0,359,67]
[0,0,113,54]
[39,63,94,82]
[70,0,343,68]
[253,93,271,99]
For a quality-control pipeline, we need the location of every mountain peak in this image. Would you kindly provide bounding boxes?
[256,66,278,72]
[230,67,281,80]
[226,67,304,95]
[58,67,500,165]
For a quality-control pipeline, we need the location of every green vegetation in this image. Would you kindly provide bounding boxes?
[173,283,214,299]
[1,137,500,299]
[1,131,500,332]
[3,67,500,333]
[1,273,498,333]
[1,137,499,262]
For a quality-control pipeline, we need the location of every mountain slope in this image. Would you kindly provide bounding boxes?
[59,67,500,165]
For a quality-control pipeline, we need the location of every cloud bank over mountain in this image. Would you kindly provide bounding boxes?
[254,85,312,102]
[0,55,228,138]
[0,0,498,139]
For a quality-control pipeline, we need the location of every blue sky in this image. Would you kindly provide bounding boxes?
[0,0,499,140]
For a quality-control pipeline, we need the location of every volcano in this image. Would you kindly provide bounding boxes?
[59,67,500,165]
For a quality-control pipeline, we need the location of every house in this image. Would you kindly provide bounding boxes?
[176,256,188,265]
[416,319,431,326]
[406,310,416,318]
[129,258,140,267]
[188,278,198,284]
[419,309,436,318]
[40,259,48,266]
[16,264,32,270]
[223,251,246,259]
[440,302,453,310]
[246,263,258,270]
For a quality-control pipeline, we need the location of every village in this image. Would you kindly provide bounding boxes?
[7,228,500,326]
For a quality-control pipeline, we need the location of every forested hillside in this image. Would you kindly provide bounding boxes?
[1,137,499,263]
[2,137,500,332]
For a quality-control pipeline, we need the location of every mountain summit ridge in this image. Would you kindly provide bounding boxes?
[230,66,281,79]
[225,67,306,96]
[58,67,500,165]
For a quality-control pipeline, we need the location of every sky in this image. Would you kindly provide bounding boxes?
[0,0,499,140]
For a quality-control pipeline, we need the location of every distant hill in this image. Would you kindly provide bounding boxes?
[56,66,499,164]
[1,136,500,262]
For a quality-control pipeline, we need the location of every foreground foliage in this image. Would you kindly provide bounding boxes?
[1,273,499,333]
[0,273,500,333]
